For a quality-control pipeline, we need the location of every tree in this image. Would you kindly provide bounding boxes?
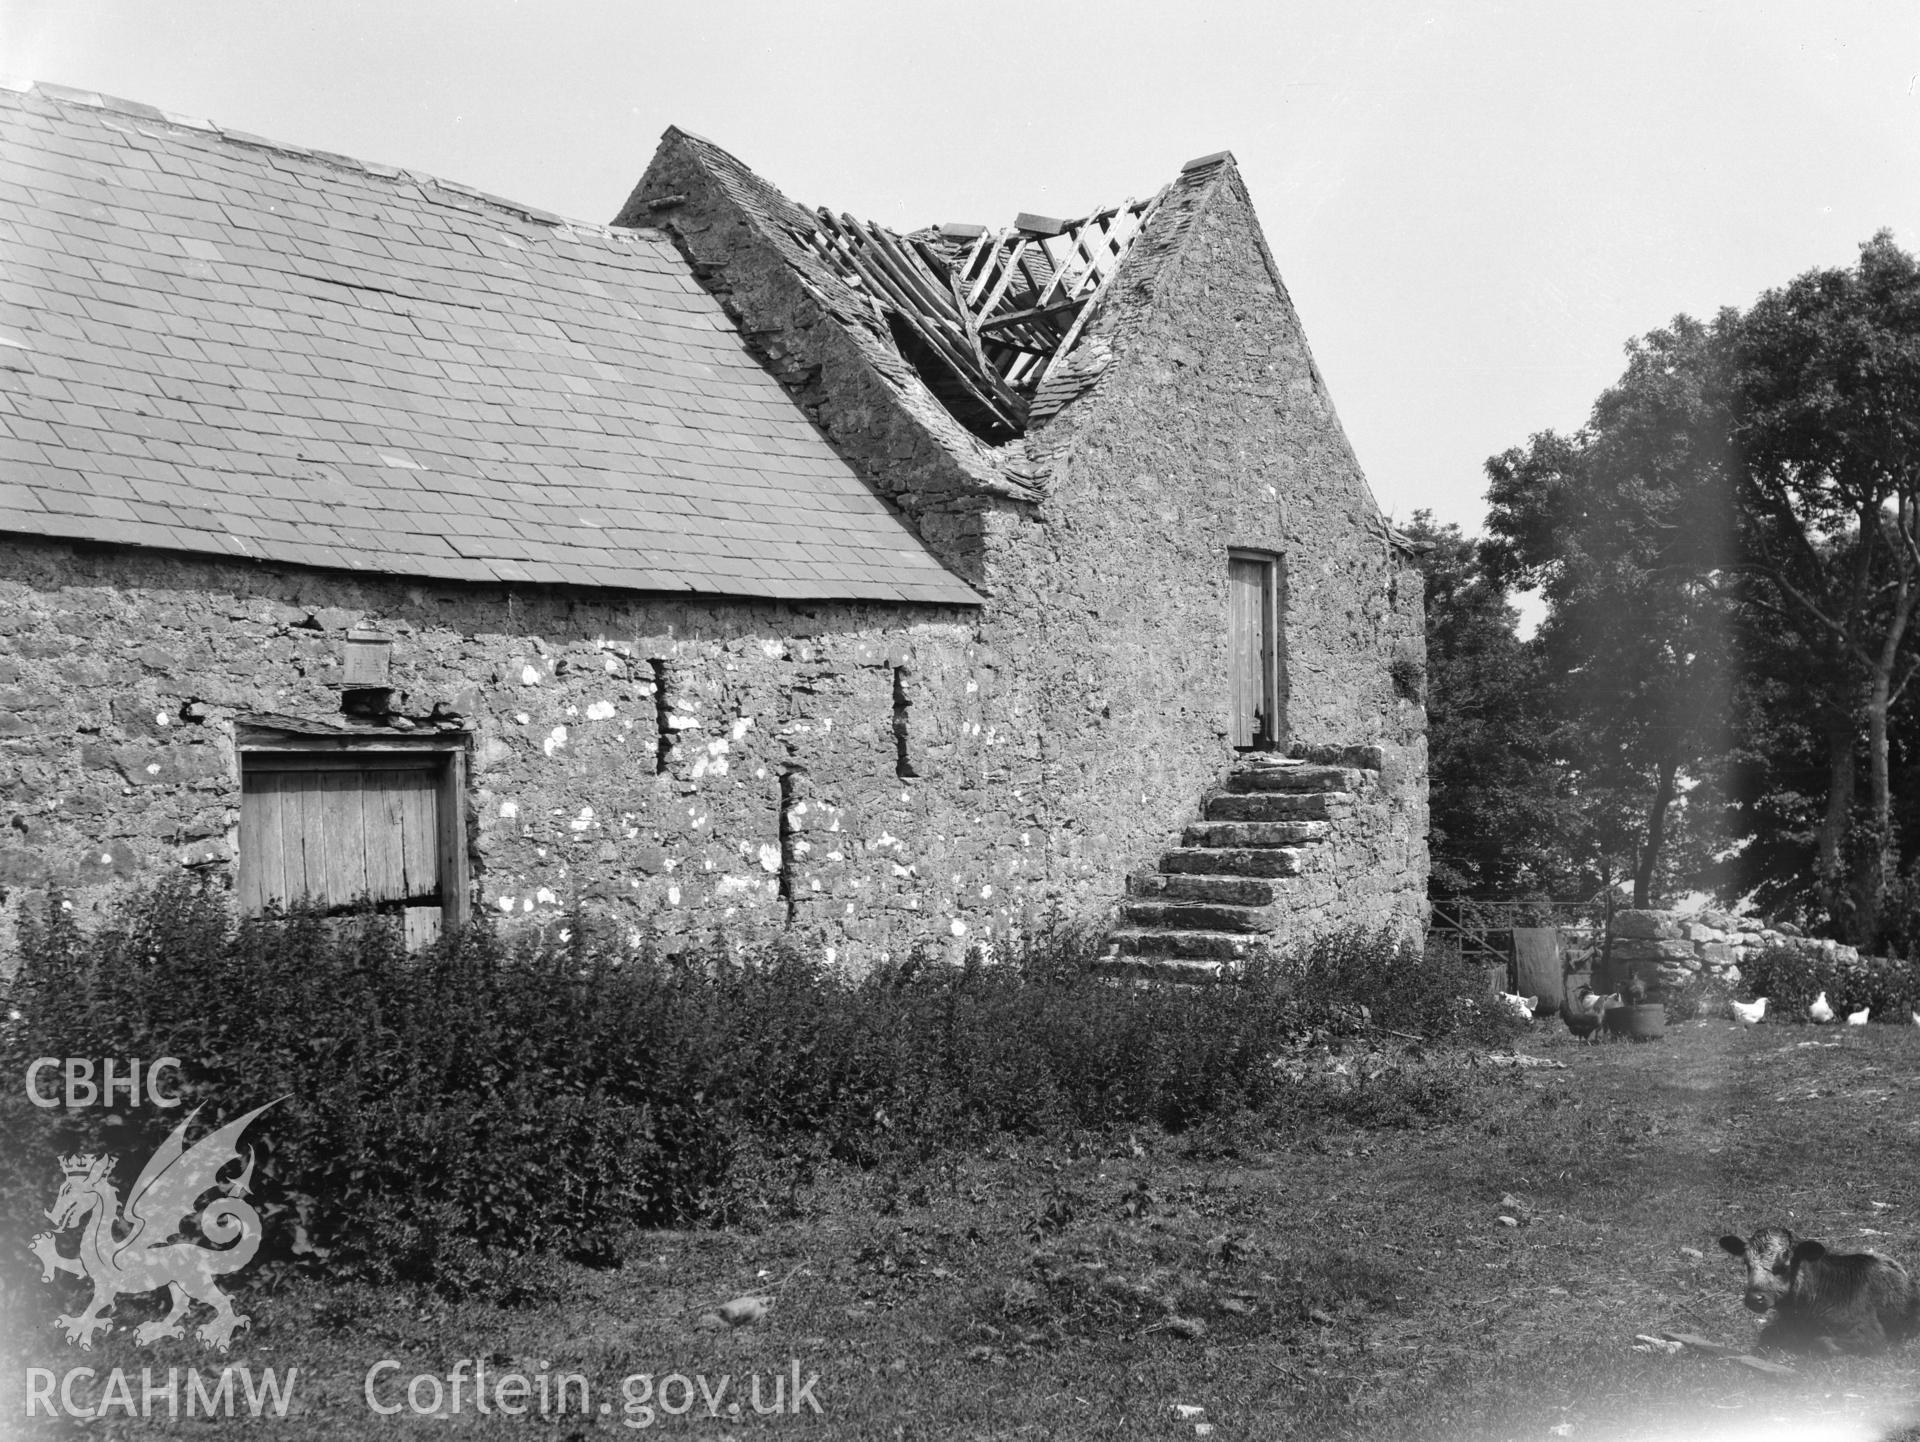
[1714,598,1842,920]
[1484,317,1739,906]
[1403,513,1568,898]
[1732,232,1920,945]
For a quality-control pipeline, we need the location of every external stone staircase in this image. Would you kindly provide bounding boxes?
[1106,750,1378,978]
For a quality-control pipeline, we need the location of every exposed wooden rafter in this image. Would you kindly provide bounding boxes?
[786,189,1166,440]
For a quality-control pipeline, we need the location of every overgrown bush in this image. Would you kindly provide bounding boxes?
[0,881,1508,1293]
[1879,864,1920,963]
[1272,928,1524,1046]
[1662,974,1721,1022]
[1734,943,1916,1020]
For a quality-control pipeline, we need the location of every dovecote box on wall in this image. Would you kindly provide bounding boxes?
[340,631,393,688]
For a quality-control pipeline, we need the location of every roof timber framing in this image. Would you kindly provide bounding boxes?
[789,192,1166,441]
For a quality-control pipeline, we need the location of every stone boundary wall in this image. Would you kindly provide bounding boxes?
[1602,908,1863,991]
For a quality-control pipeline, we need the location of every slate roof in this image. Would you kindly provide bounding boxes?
[0,83,981,604]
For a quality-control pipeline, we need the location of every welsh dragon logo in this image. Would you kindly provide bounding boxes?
[31,1100,281,1351]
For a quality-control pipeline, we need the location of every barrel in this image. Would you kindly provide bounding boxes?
[1603,1003,1666,1042]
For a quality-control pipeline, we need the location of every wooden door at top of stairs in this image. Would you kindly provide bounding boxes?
[1228,552,1283,751]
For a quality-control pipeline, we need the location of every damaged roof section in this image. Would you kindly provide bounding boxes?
[794,196,1164,442]
[633,133,1240,461]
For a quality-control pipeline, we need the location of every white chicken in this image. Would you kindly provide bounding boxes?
[1846,1006,1871,1026]
[1808,991,1836,1024]
[1498,991,1538,1022]
[1729,997,1767,1026]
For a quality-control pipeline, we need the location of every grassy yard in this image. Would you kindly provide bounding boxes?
[7,1019,1920,1441]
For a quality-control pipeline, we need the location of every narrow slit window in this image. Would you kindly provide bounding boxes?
[650,659,674,774]
[892,666,918,778]
[777,768,800,925]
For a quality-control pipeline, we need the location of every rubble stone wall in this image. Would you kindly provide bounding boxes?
[1602,908,1863,991]
[1269,748,1425,940]
[0,523,1421,964]
[2,515,1426,966]
[1002,171,1428,935]
[0,536,1046,963]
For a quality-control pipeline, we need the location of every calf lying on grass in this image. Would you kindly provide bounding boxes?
[1719,1226,1920,1354]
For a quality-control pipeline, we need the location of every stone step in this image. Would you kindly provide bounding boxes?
[1159,846,1309,878]
[1097,953,1230,983]
[1109,927,1271,961]
[1120,900,1277,933]
[1293,742,1385,771]
[1204,790,1353,822]
[1181,819,1330,849]
[1224,764,1361,794]
[1127,872,1280,906]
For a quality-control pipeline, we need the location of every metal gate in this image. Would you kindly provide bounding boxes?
[1428,896,1616,989]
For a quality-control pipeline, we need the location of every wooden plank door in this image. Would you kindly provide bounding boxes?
[239,756,448,923]
[1228,555,1276,749]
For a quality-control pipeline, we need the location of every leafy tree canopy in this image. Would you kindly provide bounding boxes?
[1482,317,1739,905]
[1404,513,1570,900]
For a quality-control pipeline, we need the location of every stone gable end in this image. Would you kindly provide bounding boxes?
[987,166,1430,947]
[618,140,1428,953]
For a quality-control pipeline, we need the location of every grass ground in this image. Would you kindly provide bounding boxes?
[6,1019,1920,1441]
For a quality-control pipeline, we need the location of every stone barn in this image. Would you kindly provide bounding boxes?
[0,82,1427,972]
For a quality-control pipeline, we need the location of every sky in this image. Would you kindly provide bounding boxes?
[2,0,1915,536]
